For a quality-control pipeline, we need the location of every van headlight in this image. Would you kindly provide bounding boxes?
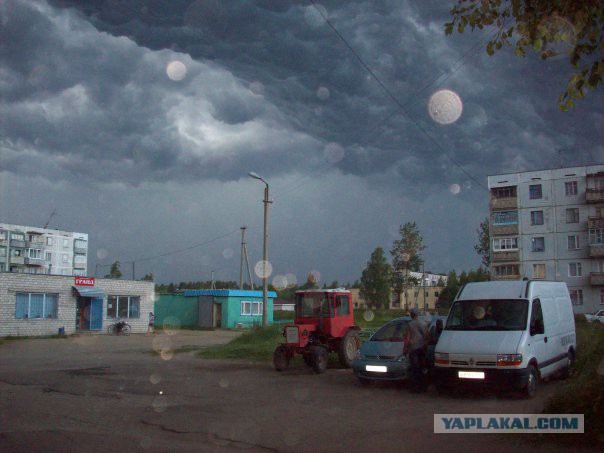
[497,354,522,366]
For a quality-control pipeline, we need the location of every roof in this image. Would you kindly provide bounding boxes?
[457,281,527,300]
[72,286,106,298]
[295,288,351,294]
[184,289,277,298]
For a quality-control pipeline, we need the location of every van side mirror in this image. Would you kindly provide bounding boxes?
[530,319,544,336]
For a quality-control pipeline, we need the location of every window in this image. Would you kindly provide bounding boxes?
[530,210,544,225]
[532,264,546,279]
[600,289,604,305]
[565,181,578,196]
[46,237,53,246]
[74,239,87,249]
[567,235,579,250]
[0,247,5,257]
[62,238,69,248]
[531,237,545,252]
[335,295,350,315]
[589,229,604,245]
[107,296,140,319]
[434,291,439,298]
[492,210,518,225]
[493,237,518,251]
[569,289,583,306]
[568,262,582,277]
[566,208,579,224]
[241,301,251,315]
[0,231,5,240]
[492,186,516,198]
[493,264,519,277]
[252,301,263,315]
[529,184,542,199]
[530,299,544,332]
[15,293,58,319]
[597,261,604,273]
[11,233,24,241]
[74,255,87,263]
[28,249,43,259]
[45,252,52,261]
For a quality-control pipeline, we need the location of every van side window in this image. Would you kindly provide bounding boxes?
[530,299,544,335]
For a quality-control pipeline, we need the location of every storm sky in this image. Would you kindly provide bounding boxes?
[1,0,602,286]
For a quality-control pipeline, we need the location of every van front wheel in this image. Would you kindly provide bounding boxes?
[523,365,538,398]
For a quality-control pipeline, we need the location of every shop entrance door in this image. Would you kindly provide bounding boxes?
[76,297,91,331]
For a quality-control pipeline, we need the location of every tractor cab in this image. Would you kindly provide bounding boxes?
[274,289,360,374]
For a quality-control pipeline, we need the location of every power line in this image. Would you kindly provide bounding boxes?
[310,0,488,191]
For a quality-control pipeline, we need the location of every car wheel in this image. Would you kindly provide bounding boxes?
[523,365,538,398]
[311,346,328,374]
[273,345,290,371]
[338,330,360,368]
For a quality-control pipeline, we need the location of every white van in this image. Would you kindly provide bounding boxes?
[433,280,576,398]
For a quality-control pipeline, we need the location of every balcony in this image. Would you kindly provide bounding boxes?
[10,239,25,248]
[492,274,521,281]
[492,250,520,262]
[490,197,517,210]
[590,273,604,286]
[586,188,604,203]
[491,224,519,236]
[73,261,87,269]
[25,257,45,266]
[589,244,604,258]
[73,246,87,255]
[588,217,604,229]
[10,256,25,265]
[26,240,44,248]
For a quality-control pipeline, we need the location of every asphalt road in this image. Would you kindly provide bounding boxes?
[0,332,589,452]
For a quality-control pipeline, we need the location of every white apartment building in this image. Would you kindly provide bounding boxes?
[0,223,88,277]
[488,164,604,314]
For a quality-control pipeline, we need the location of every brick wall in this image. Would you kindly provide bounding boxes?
[0,273,154,337]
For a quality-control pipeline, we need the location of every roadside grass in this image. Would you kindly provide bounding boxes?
[541,320,604,447]
[197,325,283,361]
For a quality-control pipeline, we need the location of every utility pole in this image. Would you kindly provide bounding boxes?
[239,226,254,290]
[132,261,135,280]
[261,183,270,327]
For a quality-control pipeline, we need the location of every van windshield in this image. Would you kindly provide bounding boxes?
[446,299,528,331]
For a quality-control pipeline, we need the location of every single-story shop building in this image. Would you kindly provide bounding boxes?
[0,273,154,337]
[156,289,276,329]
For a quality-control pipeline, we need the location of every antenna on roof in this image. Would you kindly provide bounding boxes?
[44,208,57,229]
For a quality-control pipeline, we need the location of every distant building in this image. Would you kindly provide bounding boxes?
[488,164,604,313]
[0,223,88,277]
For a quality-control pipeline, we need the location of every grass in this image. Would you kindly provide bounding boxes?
[197,325,283,361]
[541,320,604,447]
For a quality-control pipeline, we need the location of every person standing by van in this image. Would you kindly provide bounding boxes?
[404,308,429,393]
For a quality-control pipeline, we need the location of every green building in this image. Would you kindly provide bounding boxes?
[155,290,276,329]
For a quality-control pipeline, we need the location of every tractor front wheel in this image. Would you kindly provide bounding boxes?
[310,346,328,374]
[338,329,361,368]
[273,345,290,371]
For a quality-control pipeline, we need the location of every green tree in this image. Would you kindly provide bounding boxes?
[474,217,491,270]
[104,261,122,279]
[390,221,425,300]
[141,273,154,282]
[437,267,490,310]
[300,272,319,290]
[360,247,392,309]
[445,0,603,110]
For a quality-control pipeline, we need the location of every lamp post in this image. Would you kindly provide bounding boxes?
[248,172,270,327]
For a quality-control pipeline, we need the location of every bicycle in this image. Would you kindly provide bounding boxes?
[106,320,131,335]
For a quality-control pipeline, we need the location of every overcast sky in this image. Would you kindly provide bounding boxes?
[1,0,602,286]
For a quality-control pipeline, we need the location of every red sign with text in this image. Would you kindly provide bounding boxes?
[74,277,95,287]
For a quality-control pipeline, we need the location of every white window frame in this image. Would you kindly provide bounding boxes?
[568,262,582,277]
[15,293,58,319]
[74,239,87,249]
[492,237,518,251]
[46,237,53,246]
[565,181,578,196]
[589,229,604,245]
[241,301,252,316]
[45,251,52,261]
[28,249,43,259]
[532,264,546,279]
[11,233,24,241]
[567,235,580,250]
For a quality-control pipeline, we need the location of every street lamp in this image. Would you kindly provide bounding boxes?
[248,171,270,328]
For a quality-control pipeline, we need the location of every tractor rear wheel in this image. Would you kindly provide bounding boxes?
[338,329,360,368]
[273,345,290,371]
[311,346,328,374]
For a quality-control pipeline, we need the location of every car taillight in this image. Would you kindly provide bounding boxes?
[497,354,522,366]
[434,352,449,365]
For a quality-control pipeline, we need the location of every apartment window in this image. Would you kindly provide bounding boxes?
[15,293,58,319]
[62,238,69,248]
[567,235,580,250]
[569,289,583,306]
[12,233,24,241]
[566,208,579,224]
[45,252,52,261]
[434,291,439,298]
[492,210,518,225]
[74,239,87,249]
[73,269,86,277]
[600,289,604,305]
[74,255,87,263]
[530,210,544,225]
[568,262,582,277]
[493,237,518,251]
[589,229,604,245]
[531,237,545,252]
[529,184,542,199]
[493,264,519,277]
[532,264,546,279]
[0,247,5,257]
[107,296,140,319]
[492,186,516,198]
[28,249,43,259]
[46,237,53,246]
[565,181,578,196]
[597,261,604,273]
[12,249,22,256]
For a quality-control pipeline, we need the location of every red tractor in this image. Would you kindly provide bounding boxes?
[273,289,361,374]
